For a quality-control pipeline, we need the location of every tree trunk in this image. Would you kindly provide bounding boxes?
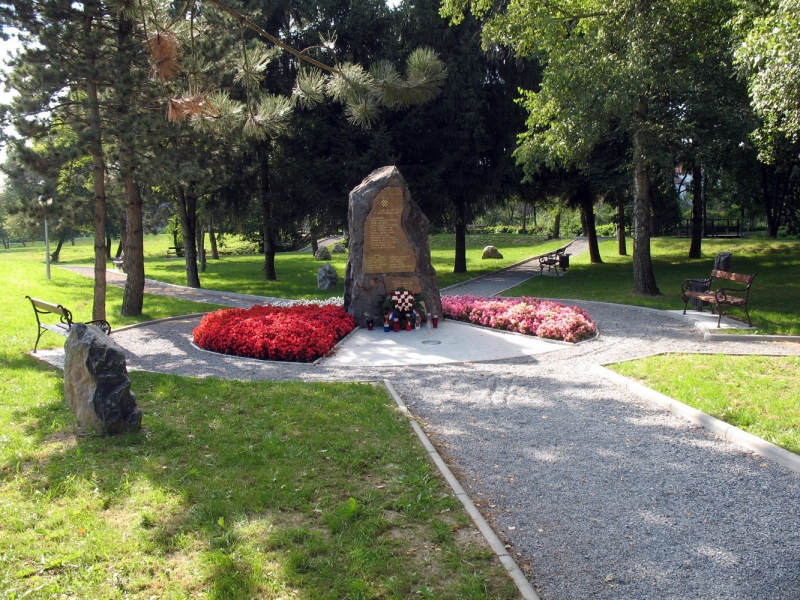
[616,202,627,255]
[209,216,219,260]
[197,223,206,273]
[175,184,201,287]
[259,142,277,280]
[310,222,319,254]
[117,215,127,258]
[578,187,602,263]
[632,124,660,295]
[552,209,561,239]
[50,230,67,262]
[84,3,107,323]
[117,11,145,316]
[121,179,145,316]
[520,201,527,234]
[453,199,467,273]
[762,164,780,238]
[579,207,588,237]
[689,161,703,258]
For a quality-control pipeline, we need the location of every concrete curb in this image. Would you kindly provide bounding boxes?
[592,365,800,475]
[110,312,211,334]
[704,331,800,343]
[383,380,540,600]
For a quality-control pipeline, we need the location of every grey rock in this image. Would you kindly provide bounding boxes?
[317,261,338,290]
[344,166,442,328]
[314,247,332,261]
[714,252,733,272]
[482,245,504,259]
[330,242,347,254]
[64,323,141,434]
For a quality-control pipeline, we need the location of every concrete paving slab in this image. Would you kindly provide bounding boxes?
[321,319,564,366]
[664,308,754,330]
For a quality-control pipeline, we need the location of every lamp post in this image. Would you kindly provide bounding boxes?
[38,197,53,280]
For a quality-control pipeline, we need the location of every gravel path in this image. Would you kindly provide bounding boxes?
[56,255,800,599]
[441,238,590,298]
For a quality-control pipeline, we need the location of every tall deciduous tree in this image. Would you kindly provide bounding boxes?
[442,0,740,294]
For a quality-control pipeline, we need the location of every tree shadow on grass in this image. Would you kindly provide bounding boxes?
[1,371,509,599]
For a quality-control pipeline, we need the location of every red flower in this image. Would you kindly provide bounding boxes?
[193,304,356,363]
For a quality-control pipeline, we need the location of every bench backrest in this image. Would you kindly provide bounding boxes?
[26,296,74,325]
[711,270,756,286]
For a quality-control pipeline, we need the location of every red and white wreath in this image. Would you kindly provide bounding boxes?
[391,289,415,312]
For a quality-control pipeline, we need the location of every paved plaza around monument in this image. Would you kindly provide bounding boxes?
[51,247,800,600]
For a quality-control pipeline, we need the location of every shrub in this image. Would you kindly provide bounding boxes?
[193,304,356,362]
[595,223,617,236]
[441,295,597,343]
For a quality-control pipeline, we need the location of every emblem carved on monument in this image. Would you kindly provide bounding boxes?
[363,187,417,274]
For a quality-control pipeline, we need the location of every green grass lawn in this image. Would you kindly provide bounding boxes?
[140,232,559,298]
[0,248,518,598]
[40,232,562,299]
[609,354,800,455]
[506,237,800,335]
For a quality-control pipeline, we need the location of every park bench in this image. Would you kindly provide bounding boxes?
[26,296,111,352]
[167,246,184,257]
[681,270,757,327]
[538,245,571,276]
[111,253,125,272]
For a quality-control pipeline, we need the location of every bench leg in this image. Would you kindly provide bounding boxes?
[33,327,45,353]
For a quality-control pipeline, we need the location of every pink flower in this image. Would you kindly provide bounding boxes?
[440,295,596,343]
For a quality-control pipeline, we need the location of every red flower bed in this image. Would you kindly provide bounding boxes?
[193,304,356,363]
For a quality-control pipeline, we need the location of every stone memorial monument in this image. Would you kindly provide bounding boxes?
[344,166,441,327]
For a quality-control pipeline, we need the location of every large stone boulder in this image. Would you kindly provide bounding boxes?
[314,247,332,261]
[482,245,503,259]
[344,166,441,327]
[64,323,141,435]
[317,261,339,290]
[330,242,347,254]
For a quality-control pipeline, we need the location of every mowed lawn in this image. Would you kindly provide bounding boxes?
[0,248,519,599]
[507,237,800,335]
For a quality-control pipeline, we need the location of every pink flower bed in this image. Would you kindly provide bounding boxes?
[193,304,356,363]
[441,295,596,343]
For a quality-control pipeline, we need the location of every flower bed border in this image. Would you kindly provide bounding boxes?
[441,295,597,343]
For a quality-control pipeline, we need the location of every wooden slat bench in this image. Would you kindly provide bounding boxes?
[681,270,757,327]
[26,296,111,352]
[538,245,571,276]
[167,246,184,257]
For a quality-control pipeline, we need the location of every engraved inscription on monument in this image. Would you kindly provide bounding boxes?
[384,276,422,294]
[363,187,416,273]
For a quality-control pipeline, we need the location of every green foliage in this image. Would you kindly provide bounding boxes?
[735,0,800,139]
[610,354,800,454]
